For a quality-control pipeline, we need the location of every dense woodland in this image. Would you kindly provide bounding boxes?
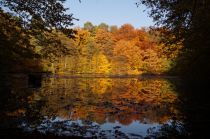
[0,0,209,79]
[0,10,181,75]
[33,23,180,75]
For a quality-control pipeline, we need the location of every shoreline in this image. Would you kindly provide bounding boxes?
[0,72,179,79]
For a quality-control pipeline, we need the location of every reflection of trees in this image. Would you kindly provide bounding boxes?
[0,74,45,129]
[0,76,185,138]
[35,77,181,125]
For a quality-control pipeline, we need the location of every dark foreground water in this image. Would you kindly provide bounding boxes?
[1,74,209,139]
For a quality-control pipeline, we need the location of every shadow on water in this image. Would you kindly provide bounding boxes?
[174,79,210,139]
[28,74,42,88]
[0,74,207,138]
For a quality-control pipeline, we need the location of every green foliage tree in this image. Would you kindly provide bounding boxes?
[98,23,109,31]
[84,22,95,32]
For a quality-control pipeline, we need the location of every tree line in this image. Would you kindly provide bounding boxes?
[0,5,182,75]
[1,0,209,79]
[44,22,179,75]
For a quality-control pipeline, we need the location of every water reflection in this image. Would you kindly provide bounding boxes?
[0,75,186,138]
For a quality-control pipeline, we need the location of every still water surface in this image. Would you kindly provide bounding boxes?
[0,74,187,138]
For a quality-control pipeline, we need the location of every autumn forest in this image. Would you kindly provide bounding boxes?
[37,23,181,75]
[0,14,179,75]
[0,0,210,138]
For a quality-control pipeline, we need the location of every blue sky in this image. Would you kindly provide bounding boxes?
[64,0,154,28]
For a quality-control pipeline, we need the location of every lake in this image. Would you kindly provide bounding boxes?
[0,74,192,138]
